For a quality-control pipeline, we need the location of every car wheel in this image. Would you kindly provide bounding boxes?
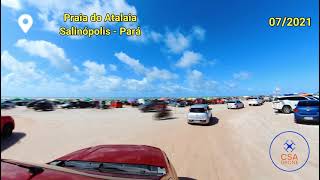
[2,124,13,137]
[282,106,292,114]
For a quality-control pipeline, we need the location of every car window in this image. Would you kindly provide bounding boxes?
[190,108,206,113]
[297,101,319,107]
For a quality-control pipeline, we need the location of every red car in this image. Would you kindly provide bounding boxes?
[1,116,15,137]
[111,101,123,108]
[1,145,178,180]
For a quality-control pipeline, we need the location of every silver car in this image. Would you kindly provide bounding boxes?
[187,104,212,125]
[227,100,244,109]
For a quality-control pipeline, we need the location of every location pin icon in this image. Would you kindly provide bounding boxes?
[18,14,33,33]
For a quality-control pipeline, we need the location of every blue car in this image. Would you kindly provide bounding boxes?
[294,100,319,123]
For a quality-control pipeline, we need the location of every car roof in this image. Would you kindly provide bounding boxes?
[190,104,208,108]
[55,145,168,168]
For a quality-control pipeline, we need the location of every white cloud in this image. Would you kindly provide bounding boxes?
[233,71,251,80]
[114,52,145,74]
[1,0,22,10]
[146,67,178,81]
[115,51,177,82]
[192,26,205,40]
[187,70,218,90]
[176,51,202,68]
[83,60,106,76]
[125,78,150,91]
[224,81,237,89]
[1,51,43,81]
[127,28,162,43]
[15,39,76,72]
[109,64,117,71]
[164,31,190,53]
[82,75,122,91]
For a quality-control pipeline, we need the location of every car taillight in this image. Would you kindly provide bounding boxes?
[294,108,299,113]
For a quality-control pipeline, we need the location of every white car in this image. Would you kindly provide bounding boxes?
[227,100,244,109]
[187,104,212,125]
[272,96,315,114]
[248,97,263,106]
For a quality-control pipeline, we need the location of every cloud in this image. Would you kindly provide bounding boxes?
[0,51,67,96]
[15,39,76,72]
[233,71,251,80]
[187,70,218,90]
[164,31,190,53]
[1,51,43,81]
[192,26,206,40]
[114,52,146,74]
[1,51,175,97]
[125,78,150,91]
[176,51,202,68]
[1,0,22,10]
[115,51,177,81]
[224,81,237,89]
[109,64,117,71]
[127,28,162,43]
[146,67,178,81]
[83,60,106,76]
[25,0,137,32]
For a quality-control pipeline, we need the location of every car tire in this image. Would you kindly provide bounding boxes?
[2,124,13,137]
[282,106,292,114]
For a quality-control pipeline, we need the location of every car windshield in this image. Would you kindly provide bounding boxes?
[50,160,166,177]
[190,108,206,113]
[248,98,257,100]
[227,101,236,103]
[297,101,319,107]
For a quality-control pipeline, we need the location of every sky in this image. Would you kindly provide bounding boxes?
[1,0,319,98]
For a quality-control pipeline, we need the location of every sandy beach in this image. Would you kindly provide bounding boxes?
[1,102,319,180]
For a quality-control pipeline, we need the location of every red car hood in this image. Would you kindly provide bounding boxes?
[55,145,168,168]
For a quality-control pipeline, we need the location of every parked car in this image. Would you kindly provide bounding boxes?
[139,100,167,112]
[227,100,244,109]
[193,98,206,104]
[27,99,45,108]
[14,100,29,106]
[1,116,15,137]
[176,101,187,107]
[61,101,79,109]
[248,97,263,106]
[77,101,95,108]
[111,101,123,108]
[294,100,319,123]
[263,96,272,102]
[211,98,225,104]
[272,95,315,114]
[34,100,55,111]
[1,100,16,109]
[187,104,212,125]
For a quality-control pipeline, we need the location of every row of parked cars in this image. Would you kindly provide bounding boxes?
[186,94,319,125]
[272,95,319,123]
